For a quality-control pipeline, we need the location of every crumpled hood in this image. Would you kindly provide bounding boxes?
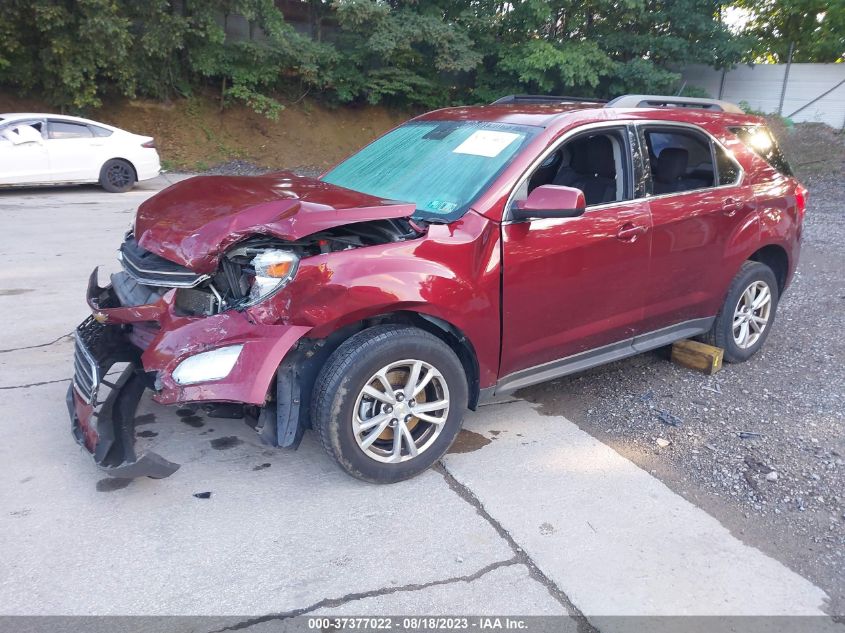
[134,172,415,273]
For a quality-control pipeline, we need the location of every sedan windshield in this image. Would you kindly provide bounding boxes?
[322,120,536,221]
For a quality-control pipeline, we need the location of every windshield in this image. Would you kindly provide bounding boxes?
[322,121,537,221]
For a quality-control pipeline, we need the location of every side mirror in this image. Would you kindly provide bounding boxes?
[511,185,586,222]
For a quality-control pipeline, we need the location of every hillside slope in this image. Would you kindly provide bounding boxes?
[0,94,411,172]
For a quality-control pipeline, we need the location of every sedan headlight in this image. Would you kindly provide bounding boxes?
[246,250,299,306]
[172,345,243,385]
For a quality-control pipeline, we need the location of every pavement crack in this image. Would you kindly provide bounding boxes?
[207,558,519,631]
[0,377,70,390]
[435,462,600,633]
[1,369,120,391]
[0,332,71,354]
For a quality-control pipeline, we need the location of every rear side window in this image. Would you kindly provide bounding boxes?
[714,144,741,186]
[730,126,793,176]
[89,124,113,137]
[48,121,94,139]
[642,128,715,195]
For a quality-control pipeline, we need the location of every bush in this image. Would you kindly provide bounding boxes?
[0,0,750,115]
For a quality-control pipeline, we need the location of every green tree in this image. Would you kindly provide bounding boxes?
[0,0,754,112]
[328,0,481,107]
[0,0,133,109]
[733,0,845,63]
[469,0,745,101]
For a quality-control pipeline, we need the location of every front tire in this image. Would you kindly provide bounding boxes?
[703,261,779,363]
[311,325,468,483]
[99,159,136,193]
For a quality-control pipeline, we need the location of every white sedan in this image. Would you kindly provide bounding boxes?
[0,113,161,193]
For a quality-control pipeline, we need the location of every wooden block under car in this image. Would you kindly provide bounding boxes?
[671,339,724,375]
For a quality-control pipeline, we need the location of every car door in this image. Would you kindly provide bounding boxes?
[500,124,652,379]
[44,120,103,182]
[0,120,50,185]
[637,123,753,332]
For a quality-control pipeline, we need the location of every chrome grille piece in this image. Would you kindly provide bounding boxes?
[119,234,208,288]
[73,318,102,404]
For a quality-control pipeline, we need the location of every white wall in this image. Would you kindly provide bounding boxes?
[680,63,845,129]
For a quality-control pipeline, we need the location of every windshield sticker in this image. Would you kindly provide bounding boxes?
[426,200,459,213]
[453,130,520,158]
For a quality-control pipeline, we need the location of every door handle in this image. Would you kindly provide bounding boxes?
[723,198,742,217]
[616,223,646,242]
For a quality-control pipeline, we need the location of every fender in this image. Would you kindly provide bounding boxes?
[248,210,503,390]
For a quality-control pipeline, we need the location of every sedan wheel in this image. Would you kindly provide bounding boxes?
[99,159,135,193]
[732,280,772,349]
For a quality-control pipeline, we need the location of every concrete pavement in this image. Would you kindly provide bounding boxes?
[0,177,839,625]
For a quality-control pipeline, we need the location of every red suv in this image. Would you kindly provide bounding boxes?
[68,94,807,483]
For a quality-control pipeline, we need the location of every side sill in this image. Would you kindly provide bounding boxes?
[632,317,714,353]
[494,317,714,396]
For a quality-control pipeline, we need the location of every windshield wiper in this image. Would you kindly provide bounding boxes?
[412,215,451,226]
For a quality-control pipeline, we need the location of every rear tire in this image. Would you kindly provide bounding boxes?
[703,261,779,363]
[99,159,136,193]
[311,325,468,483]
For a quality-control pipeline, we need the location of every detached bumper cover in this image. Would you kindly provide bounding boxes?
[68,317,179,478]
[67,366,179,479]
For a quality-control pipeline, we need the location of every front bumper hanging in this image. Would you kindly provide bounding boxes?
[67,318,179,479]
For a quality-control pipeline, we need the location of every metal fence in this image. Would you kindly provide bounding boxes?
[680,63,845,129]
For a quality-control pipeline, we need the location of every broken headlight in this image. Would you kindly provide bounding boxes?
[243,250,299,306]
[172,344,243,385]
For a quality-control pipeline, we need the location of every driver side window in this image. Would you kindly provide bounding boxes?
[514,127,633,208]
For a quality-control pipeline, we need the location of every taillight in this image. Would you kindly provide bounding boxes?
[795,183,808,220]
[141,139,156,149]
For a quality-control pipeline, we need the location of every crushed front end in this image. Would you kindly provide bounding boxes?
[68,233,311,478]
[67,173,422,478]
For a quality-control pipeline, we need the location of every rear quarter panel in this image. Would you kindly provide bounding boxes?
[711,124,802,293]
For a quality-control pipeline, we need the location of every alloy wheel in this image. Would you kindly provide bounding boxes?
[352,359,450,463]
[732,280,772,349]
[107,163,132,188]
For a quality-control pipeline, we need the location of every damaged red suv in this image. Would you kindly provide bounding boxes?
[69,94,806,483]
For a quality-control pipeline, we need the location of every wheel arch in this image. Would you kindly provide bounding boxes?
[747,243,789,294]
[101,157,138,182]
[306,310,481,411]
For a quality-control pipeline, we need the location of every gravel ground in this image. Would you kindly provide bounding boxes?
[195,159,323,178]
[522,169,845,614]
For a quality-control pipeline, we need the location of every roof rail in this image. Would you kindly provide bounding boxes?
[492,94,607,105]
[605,94,744,114]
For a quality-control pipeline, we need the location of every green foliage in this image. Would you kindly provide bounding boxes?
[498,40,613,93]
[738,100,767,116]
[4,0,829,114]
[328,0,481,107]
[734,0,845,63]
[0,0,133,109]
